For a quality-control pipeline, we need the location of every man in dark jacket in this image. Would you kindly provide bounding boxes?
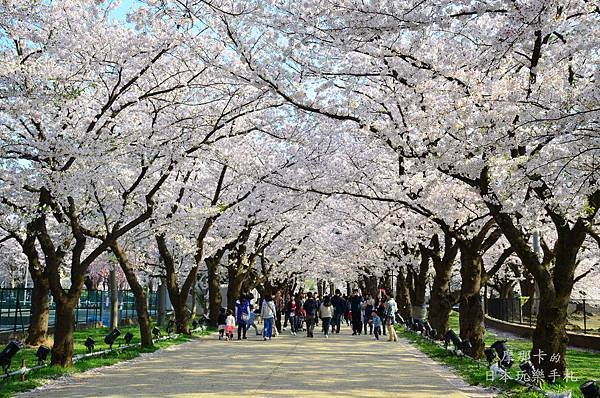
[330,289,346,334]
[303,292,318,338]
[350,289,363,335]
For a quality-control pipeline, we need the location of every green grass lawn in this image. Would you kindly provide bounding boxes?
[397,312,599,398]
[1,324,215,398]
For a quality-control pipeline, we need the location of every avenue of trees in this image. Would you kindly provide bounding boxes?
[0,0,598,381]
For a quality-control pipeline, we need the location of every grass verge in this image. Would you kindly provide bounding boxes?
[1,324,215,398]
[397,312,599,398]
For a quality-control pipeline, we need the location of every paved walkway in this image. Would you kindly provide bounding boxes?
[19,328,496,398]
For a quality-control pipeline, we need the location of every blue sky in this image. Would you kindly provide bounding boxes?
[109,0,138,23]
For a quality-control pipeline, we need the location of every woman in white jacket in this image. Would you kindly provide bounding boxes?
[319,295,333,338]
[261,295,276,341]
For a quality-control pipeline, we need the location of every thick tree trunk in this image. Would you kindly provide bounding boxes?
[428,263,454,338]
[133,288,153,346]
[190,283,197,319]
[459,292,485,358]
[173,301,191,334]
[51,299,76,367]
[227,272,245,310]
[395,266,412,319]
[366,275,378,297]
[531,287,569,379]
[207,258,222,327]
[529,237,581,380]
[383,269,393,296]
[411,248,429,320]
[459,249,485,358]
[23,235,50,346]
[110,242,154,347]
[357,277,366,295]
[26,276,50,346]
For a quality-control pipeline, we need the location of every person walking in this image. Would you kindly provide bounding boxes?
[319,295,333,338]
[275,290,284,334]
[343,295,351,326]
[225,309,236,341]
[246,305,261,336]
[385,295,398,342]
[330,289,346,334]
[218,307,227,340]
[297,294,306,333]
[363,294,375,335]
[377,298,387,336]
[303,292,318,338]
[235,293,250,340]
[349,289,363,335]
[261,295,276,341]
[313,293,320,327]
[283,294,292,330]
[288,295,298,336]
[371,310,383,340]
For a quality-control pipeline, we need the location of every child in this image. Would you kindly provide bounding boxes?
[371,310,382,340]
[225,309,236,341]
[246,306,260,336]
[218,307,227,340]
[297,305,306,333]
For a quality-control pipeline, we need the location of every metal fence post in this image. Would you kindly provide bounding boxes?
[583,298,587,335]
[13,288,19,332]
[99,290,104,327]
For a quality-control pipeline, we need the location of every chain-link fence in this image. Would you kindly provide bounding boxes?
[485,297,600,336]
[0,288,159,333]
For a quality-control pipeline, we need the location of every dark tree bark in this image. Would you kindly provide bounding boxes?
[426,233,459,338]
[455,220,508,359]
[23,234,50,346]
[35,166,167,366]
[227,268,246,311]
[471,166,600,379]
[395,266,412,319]
[528,230,587,379]
[206,256,222,326]
[110,241,153,347]
[51,299,77,367]
[156,234,197,334]
[458,245,486,358]
[365,274,378,298]
[409,245,430,320]
[26,276,49,346]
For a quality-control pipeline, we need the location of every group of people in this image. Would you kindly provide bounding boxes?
[217,288,399,342]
